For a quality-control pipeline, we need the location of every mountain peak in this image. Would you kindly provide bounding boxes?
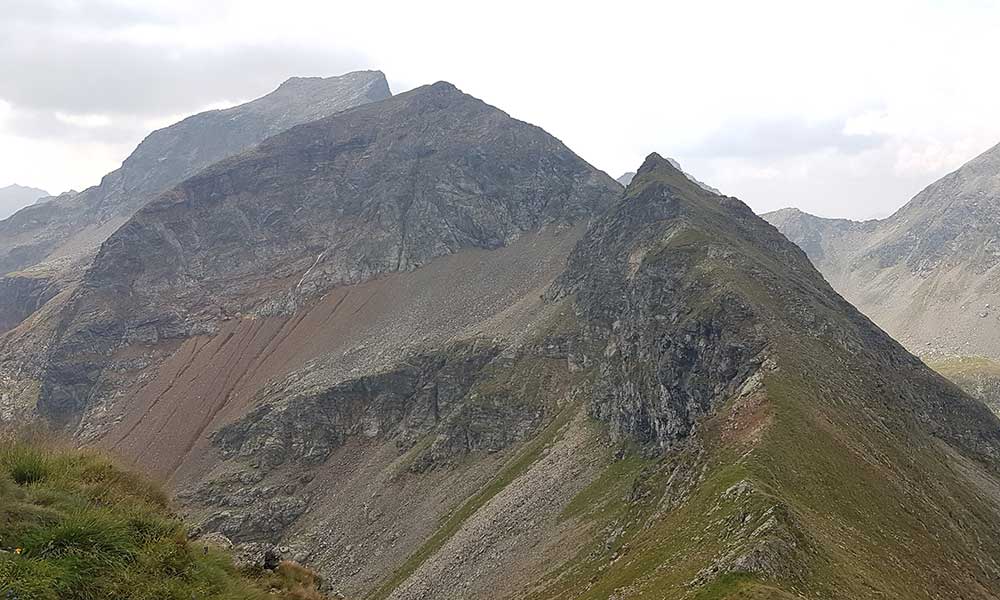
[262,70,391,107]
[427,80,460,92]
[628,153,723,195]
[275,69,388,91]
[0,183,51,220]
[628,151,719,202]
[637,151,673,174]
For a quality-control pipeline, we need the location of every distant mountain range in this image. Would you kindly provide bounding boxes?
[3,71,1000,599]
[764,142,1000,360]
[0,183,49,219]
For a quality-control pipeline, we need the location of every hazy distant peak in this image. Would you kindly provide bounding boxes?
[664,157,722,195]
[0,183,49,196]
[0,184,51,219]
[273,70,389,94]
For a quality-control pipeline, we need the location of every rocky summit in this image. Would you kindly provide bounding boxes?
[5,73,1000,599]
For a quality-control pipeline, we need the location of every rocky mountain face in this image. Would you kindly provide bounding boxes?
[17,121,1000,598]
[764,142,1000,358]
[527,155,1000,598]
[0,71,391,350]
[32,81,618,431]
[616,172,635,186]
[0,184,50,219]
[7,80,1000,598]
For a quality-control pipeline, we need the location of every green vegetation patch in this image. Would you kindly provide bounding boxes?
[0,435,325,600]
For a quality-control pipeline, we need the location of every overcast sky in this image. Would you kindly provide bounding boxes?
[2,0,999,220]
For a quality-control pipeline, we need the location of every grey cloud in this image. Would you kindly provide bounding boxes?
[2,106,150,144]
[685,116,887,159]
[0,2,370,155]
[3,0,178,28]
[0,33,368,116]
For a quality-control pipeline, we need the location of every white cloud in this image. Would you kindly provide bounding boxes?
[54,112,113,128]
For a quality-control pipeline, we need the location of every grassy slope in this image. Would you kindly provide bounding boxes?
[0,435,327,600]
[516,297,1000,596]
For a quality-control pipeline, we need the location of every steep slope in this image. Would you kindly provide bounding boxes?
[29,81,618,436]
[0,184,50,219]
[764,142,1000,357]
[515,155,1000,599]
[0,74,392,402]
[174,154,1000,600]
[0,80,625,599]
